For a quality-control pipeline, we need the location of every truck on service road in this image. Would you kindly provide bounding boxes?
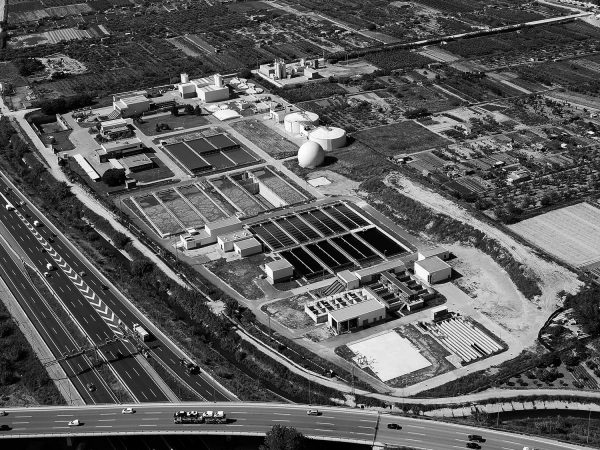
[46,263,54,271]
[180,358,200,374]
[173,411,227,424]
[133,323,151,342]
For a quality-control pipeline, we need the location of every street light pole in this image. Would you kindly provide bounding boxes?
[587,407,592,444]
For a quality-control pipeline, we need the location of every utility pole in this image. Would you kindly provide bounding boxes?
[351,364,355,397]
[587,407,592,444]
[308,378,311,405]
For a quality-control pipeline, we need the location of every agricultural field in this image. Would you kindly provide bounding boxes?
[364,49,435,72]
[509,203,600,268]
[354,120,450,157]
[231,119,299,159]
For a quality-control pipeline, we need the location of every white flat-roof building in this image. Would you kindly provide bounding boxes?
[199,84,229,103]
[177,73,230,102]
[304,288,385,334]
[98,138,143,162]
[100,118,129,138]
[337,270,359,290]
[205,216,243,239]
[113,94,150,118]
[417,246,450,261]
[414,256,452,284]
[234,237,262,257]
[264,259,294,283]
[217,229,254,252]
[354,260,406,283]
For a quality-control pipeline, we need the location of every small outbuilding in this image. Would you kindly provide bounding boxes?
[264,259,294,283]
[417,246,450,261]
[414,256,452,284]
[234,237,262,257]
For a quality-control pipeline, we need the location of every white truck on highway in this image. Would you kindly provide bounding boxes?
[45,263,54,271]
[132,323,151,342]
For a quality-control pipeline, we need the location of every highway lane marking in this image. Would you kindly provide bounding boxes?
[141,418,160,421]
[11,421,29,424]
[99,413,116,416]
[273,413,291,416]
[132,366,140,377]
[357,426,372,429]
[95,425,113,428]
[11,428,26,431]
[98,419,116,422]
[405,431,426,436]
[143,412,161,414]
[56,414,73,417]
[14,415,31,418]
[139,424,157,427]
[272,419,290,422]
[316,422,334,426]
[148,388,158,398]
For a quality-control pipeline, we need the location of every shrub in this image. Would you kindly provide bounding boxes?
[102,168,126,187]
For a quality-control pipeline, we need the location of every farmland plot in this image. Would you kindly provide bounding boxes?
[509,202,600,268]
[231,119,298,159]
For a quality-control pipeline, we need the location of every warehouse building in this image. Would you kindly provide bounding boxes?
[414,256,452,284]
[217,229,254,252]
[113,94,150,118]
[119,154,154,173]
[98,138,144,162]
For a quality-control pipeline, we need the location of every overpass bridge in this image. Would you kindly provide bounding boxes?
[0,403,593,450]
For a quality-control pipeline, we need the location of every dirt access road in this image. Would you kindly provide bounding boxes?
[384,173,582,335]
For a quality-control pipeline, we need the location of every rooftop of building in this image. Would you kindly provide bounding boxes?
[234,237,262,250]
[100,118,127,127]
[418,246,448,259]
[120,153,152,169]
[415,256,451,273]
[265,258,294,271]
[100,137,142,151]
[115,94,149,106]
[355,259,406,278]
[328,297,385,323]
[217,229,253,243]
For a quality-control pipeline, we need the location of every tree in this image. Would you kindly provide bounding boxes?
[194,105,202,116]
[261,425,306,450]
[170,105,179,116]
[184,104,194,114]
[102,168,126,187]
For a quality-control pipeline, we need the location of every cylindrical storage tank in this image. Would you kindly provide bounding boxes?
[214,73,223,88]
[181,73,189,83]
[308,126,346,151]
[297,141,324,169]
[284,111,319,134]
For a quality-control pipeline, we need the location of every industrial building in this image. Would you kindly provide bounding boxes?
[99,118,130,139]
[284,111,319,134]
[414,256,452,284]
[177,73,229,102]
[307,126,347,151]
[264,259,294,283]
[217,229,254,252]
[119,154,154,173]
[258,58,325,82]
[297,141,325,169]
[304,288,386,334]
[180,216,243,250]
[233,237,262,257]
[112,94,150,118]
[98,138,144,162]
[417,246,450,261]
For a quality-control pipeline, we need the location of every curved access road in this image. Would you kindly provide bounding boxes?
[0,403,593,450]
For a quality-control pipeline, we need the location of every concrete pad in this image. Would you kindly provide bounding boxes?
[348,331,431,382]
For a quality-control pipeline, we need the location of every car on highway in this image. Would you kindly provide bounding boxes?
[387,423,402,430]
[87,383,96,392]
[306,409,321,416]
[100,284,108,290]
[18,201,25,206]
[68,419,81,427]
[43,271,50,278]
[121,408,135,414]
[174,411,186,418]
[33,220,42,227]
[5,204,14,211]
[466,443,481,449]
[0,424,11,431]
[0,411,6,416]
[468,435,485,442]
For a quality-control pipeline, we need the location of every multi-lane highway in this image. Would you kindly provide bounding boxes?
[0,241,116,404]
[0,403,592,450]
[0,174,233,402]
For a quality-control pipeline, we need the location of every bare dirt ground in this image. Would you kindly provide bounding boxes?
[385,174,582,311]
[308,169,360,197]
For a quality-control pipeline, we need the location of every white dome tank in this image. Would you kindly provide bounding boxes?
[308,126,346,151]
[284,111,319,134]
[297,141,325,169]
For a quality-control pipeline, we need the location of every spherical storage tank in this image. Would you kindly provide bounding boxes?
[308,126,346,151]
[297,141,325,169]
[284,111,319,134]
